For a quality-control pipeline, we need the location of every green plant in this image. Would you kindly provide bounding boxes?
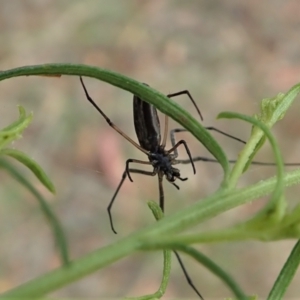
[0,64,300,299]
[0,105,68,265]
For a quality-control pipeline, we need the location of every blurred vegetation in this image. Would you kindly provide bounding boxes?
[1,1,300,298]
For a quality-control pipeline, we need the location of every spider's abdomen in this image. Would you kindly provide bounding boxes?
[133,94,161,152]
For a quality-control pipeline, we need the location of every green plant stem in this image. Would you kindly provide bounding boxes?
[2,169,300,298]
[139,228,269,246]
[148,202,171,299]
[125,202,172,300]
[1,238,140,298]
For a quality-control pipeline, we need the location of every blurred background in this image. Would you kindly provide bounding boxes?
[1,1,300,299]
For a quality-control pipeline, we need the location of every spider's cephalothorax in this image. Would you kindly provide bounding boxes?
[148,149,186,184]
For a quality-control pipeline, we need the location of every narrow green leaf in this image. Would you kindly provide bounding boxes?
[1,105,27,131]
[267,240,300,300]
[263,84,300,126]
[245,84,300,169]
[0,157,68,265]
[0,148,55,193]
[0,106,32,149]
